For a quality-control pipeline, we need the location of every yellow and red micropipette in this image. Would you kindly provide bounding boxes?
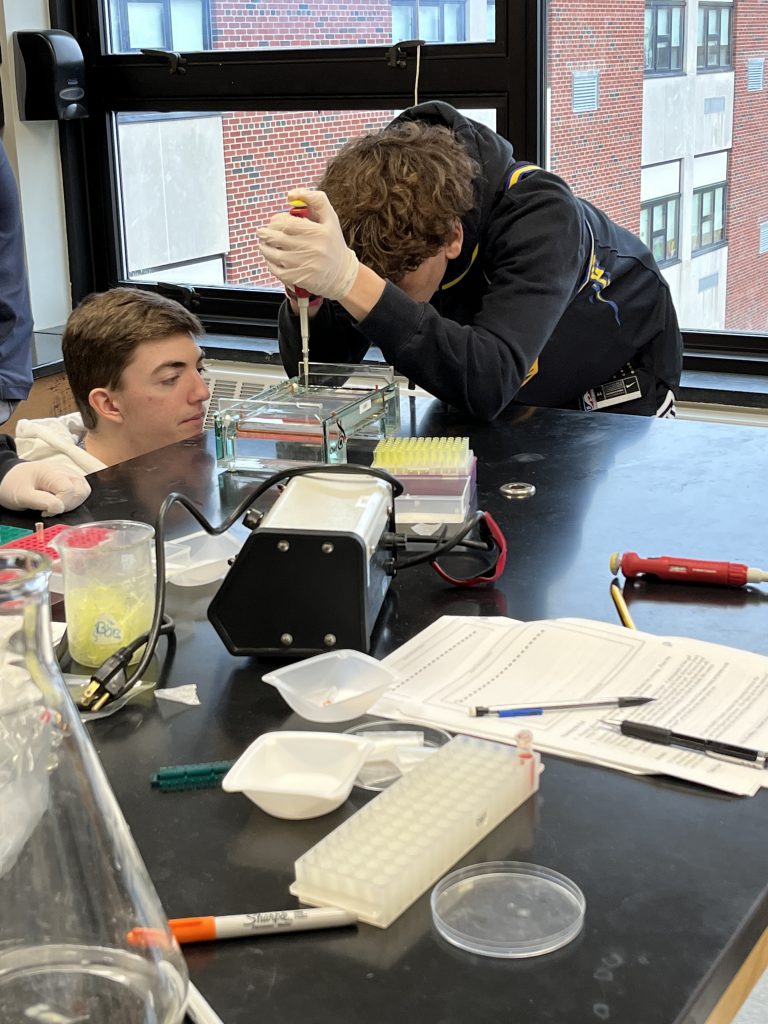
[289,199,311,385]
[610,551,768,587]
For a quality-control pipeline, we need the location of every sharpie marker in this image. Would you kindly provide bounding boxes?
[169,908,356,943]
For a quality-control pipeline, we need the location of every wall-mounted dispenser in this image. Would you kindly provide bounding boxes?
[13,29,88,122]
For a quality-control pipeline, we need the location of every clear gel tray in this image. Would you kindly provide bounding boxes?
[290,734,540,928]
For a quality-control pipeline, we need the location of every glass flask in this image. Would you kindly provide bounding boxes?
[0,550,188,1023]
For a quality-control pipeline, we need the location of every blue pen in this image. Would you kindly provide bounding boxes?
[468,696,653,718]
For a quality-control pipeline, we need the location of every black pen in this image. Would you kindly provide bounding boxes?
[615,720,768,769]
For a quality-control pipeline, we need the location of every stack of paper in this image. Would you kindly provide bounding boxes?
[370,616,768,796]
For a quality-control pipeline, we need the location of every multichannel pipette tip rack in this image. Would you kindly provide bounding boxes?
[290,733,540,928]
[372,437,476,524]
[372,436,472,475]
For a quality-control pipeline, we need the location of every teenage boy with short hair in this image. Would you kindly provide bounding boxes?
[14,287,210,475]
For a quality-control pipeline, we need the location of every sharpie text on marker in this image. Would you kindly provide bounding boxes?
[169,908,357,943]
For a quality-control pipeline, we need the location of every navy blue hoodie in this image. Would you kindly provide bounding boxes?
[0,140,33,404]
[278,102,682,419]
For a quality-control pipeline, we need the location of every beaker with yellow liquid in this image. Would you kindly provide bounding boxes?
[56,521,155,668]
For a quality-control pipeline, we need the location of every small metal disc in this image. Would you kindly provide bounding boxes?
[500,481,536,500]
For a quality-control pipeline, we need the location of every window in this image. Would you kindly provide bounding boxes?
[698,272,719,291]
[703,95,726,113]
[392,1,467,43]
[487,2,495,41]
[107,0,211,52]
[692,183,726,253]
[52,0,768,349]
[640,195,680,265]
[61,0,517,326]
[105,0,491,52]
[644,3,684,74]
[759,222,768,256]
[697,5,732,71]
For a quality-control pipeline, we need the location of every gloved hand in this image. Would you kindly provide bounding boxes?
[0,461,91,516]
[259,190,360,301]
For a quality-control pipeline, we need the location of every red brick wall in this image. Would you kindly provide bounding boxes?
[211,3,393,286]
[222,110,393,285]
[546,1,645,234]
[211,1,391,49]
[725,0,768,331]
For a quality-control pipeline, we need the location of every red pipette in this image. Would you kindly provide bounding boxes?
[289,199,311,385]
[609,551,768,587]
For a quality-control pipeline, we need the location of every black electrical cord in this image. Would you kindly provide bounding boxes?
[393,510,491,570]
[75,463,404,711]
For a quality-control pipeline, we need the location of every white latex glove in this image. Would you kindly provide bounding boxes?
[258,189,360,301]
[0,461,91,516]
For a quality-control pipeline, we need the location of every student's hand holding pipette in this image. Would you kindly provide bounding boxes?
[259,189,359,300]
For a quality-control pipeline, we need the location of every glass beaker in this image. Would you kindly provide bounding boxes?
[56,520,156,667]
[0,550,187,1023]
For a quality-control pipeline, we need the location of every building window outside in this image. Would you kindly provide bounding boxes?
[697,5,732,71]
[644,3,684,74]
[487,1,495,40]
[391,1,467,43]
[108,0,211,52]
[640,194,680,264]
[698,272,719,290]
[703,95,726,113]
[759,222,768,256]
[692,183,726,253]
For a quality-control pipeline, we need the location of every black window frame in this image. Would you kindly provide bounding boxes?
[644,2,685,76]
[691,181,727,254]
[640,193,680,266]
[51,0,538,336]
[697,4,733,72]
[49,0,768,364]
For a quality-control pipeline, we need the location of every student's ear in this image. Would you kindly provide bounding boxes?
[88,387,124,425]
[446,221,464,260]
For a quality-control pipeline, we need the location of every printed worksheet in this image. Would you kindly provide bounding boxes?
[371,616,768,796]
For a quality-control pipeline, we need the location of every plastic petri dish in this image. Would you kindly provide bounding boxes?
[431,861,585,959]
[344,719,452,791]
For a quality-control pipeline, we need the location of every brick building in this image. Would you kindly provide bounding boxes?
[116,0,767,330]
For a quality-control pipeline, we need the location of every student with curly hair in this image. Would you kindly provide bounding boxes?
[259,102,682,420]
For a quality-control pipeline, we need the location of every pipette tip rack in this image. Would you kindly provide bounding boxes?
[290,734,540,928]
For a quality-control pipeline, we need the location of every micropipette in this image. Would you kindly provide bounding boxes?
[289,199,311,386]
[610,551,768,587]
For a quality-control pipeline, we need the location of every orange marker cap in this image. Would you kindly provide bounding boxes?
[168,916,217,943]
[126,926,173,948]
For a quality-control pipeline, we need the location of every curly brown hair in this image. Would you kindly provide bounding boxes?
[318,121,480,282]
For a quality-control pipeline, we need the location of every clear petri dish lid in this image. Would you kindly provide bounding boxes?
[343,719,452,791]
[431,861,585,959]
